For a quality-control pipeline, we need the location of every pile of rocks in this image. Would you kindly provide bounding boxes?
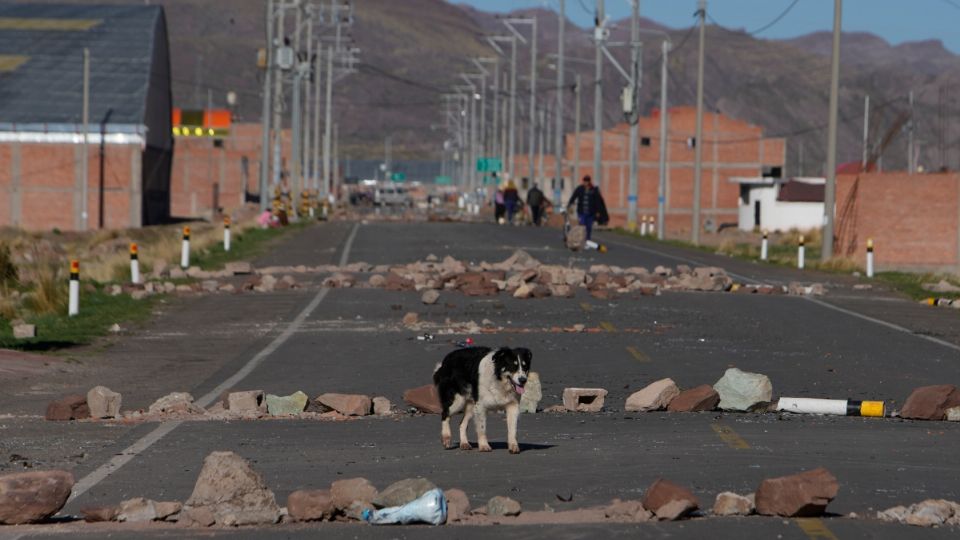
[625,368,773,413]
[878,499,960,527]
[45,388,394,423]
[108,264,299,300]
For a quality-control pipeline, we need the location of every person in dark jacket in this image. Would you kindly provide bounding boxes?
[503,180,520,224]
[526,183,546,226]
[567,175,607,240]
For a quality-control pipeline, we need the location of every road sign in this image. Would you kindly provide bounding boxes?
[435,175,452,185]
[390,172,406,182]
[476,157,502,173]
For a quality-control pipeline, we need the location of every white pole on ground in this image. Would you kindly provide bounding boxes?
[649,216,656,237]
[639,215,647,236]
[866,238,874,278]
[68,260,80,317]
[224,217,232,252]
[760,230,768,261]
[181,227,191,269]
[129,243,140,284]
[797,235,805,269]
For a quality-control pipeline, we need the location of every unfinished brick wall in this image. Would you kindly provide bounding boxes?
[836,172,960,272]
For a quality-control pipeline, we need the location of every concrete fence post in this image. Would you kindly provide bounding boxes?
[760,230,769,261]
[224,217,232,252]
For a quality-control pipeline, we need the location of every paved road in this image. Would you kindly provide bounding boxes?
[3,221,959,539]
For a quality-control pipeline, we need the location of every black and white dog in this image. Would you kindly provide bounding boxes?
[433,346,532,454]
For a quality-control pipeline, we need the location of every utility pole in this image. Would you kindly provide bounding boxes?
[799,140,804,176]
[626,0,640,231]
[259,0,274,211]
[573,72,582,190]
[271,3,285,187]
[593,0,605,190]
[861,94,870,168]
[657,39,669,240]
[554,0,565,206]
[333,122,339,187]
[822,0,842,260]
[492,58,500,163]
[81,48,90,231]
[908,90,915,174]
[529,18,538,184]
[303,8,313,190]
[323,44,334,197]
[291,63,303,208]
[537,106,546,182]
[312,46,321,191]
[692,0,706,245]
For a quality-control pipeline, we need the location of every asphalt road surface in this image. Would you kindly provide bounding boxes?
[3,220,959,539]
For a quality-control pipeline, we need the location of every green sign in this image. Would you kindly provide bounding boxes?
[435,175,452,185]
[390,172,406,182]
[476,157,502,173]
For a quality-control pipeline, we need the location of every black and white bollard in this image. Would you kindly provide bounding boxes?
[68,260,79,317]
[648,216,656,237]
[797,235,805,269]
[866,238,874,278]
[180,226,191,269]
[776,397,884,417]
[760,230,769,261]
[223,217,231,252]
[129,243,140,284]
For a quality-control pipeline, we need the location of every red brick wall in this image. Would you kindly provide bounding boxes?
[836,172,960,271]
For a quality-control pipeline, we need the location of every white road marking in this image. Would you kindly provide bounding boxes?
[65,223,360,505]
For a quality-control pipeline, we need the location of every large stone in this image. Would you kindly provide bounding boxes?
[513,283,534,299]
[642,478,699,519]
[287,490,335,522]
[402,312,419,326]
[625,378,680,412]
[315,393,371,416]
[445,489,471,522]
[265,391,309,416]
[87,385,122,418]
[487,496,522,516]
[713,368,773,411]
[155,501,182,521]
[604,499,652,522]
[900,384,960,420]
[713,492,755,516]
[519,372,542,413]
[0,470,74,524]
[421,290,440,305]
[666,385,720,412]
[117,497,158,523]
[373,396,393,415]
[371,478,437,509]
[225,261,253,275]
[227,390,266,413]
[562,388,608,412]
[148,392,204,415]
[330,478,378,511]
[755,467,839,517]
[947,406,960,422]
[81,506,118,523]
[13,324,36,339]
[45,394,90,421]
[183,451,281,526]
[403,384,442,414]
[905,499,957,527]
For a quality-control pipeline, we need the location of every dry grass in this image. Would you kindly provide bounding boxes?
[24,261,67,315]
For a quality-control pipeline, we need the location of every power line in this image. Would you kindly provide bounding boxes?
[704,0,800,37]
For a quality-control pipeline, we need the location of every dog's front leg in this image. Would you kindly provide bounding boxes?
[506,401,520,454]
[458,401,474,450]
[473,405,491,452]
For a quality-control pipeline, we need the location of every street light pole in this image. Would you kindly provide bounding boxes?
[692,0,706,245]
[258,0,274,211]
[657,39,670,240]
[626,0,640,232]
[573,72,582,191]
[822,0,842,259]
[593,0,605,191]
[554,0,565,206]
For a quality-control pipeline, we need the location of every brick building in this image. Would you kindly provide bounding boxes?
[836,172,960,272]
[563,106,785,234]
[0,4,173,231]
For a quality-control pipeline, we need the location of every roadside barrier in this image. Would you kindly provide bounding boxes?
[797,235,805,269]
[68,260,80,317]
[760,230,768,261]
[130,243,140,284]
[224,217,232,252]
[866,238,874,278]
[180,227,191,269]
[777,397,884,417]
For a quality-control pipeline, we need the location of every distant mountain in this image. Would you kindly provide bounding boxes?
[24,0,960,171]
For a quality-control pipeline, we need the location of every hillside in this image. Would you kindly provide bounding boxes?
[26,0,960,172]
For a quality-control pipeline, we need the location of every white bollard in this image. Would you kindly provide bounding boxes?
[181,226,191,269]
[223,217,232,252]
[776,397,884,417]
[68,260,79,317]
[129,243,140,284]
[760,230,769,261]
[797,235,805,269]
[649,217,656,237]
[639,216,648,236]
[866,238,874,278]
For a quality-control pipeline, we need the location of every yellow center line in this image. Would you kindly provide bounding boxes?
[626,346,651,362]
[599,321,616,332]
[579,302,593,312]
[795,518,839,540]
[711,423,750,449]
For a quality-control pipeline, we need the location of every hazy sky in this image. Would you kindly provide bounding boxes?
[457,0,960,53]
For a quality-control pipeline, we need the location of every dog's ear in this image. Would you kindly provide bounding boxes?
[514,347,532,368]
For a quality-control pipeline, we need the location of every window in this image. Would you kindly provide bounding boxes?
[641,137,651,147]
[762,166,783,178]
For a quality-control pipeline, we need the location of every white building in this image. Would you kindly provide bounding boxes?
[732,177,825,232]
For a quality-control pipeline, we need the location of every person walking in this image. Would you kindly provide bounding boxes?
[526,183,546,226]
[494,188,505,224]
[503,180,520,224]
[567,175,607,240]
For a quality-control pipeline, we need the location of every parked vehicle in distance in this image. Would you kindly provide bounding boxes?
[374,185,412,206]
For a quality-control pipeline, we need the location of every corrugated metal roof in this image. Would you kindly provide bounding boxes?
[0,3,162,125]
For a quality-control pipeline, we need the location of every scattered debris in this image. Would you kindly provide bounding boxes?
[265,391,309,416]
[713,368,772,412]
[365,488,447,525]
[80,506,118,523]
[148,392,204,415]
[625,378,680,412]
[444,489,471,522]
[755,467,838,517]
[666,385,719,412]
[562,388,608,412]
[603,499,652,522]
[315,393,372,416]
[402,312,419,326]
[403,384,442,414]
[181,451,281,526]
[900,384,960,421]
[713,492,755,516]
[642,478,699,521]
[331,478,378,513]
[287,490,335,522]
[227,390,267,414]
[372,478,437,509]
[487,496,522,517]
[0,470,74,525]
[421,290,440,305]
[878,499,960,527]
[87,385,122,419]
[45,394,89,421]
[372,396,393,415]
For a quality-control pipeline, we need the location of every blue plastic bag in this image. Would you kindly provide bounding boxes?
[363,488,447,525]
